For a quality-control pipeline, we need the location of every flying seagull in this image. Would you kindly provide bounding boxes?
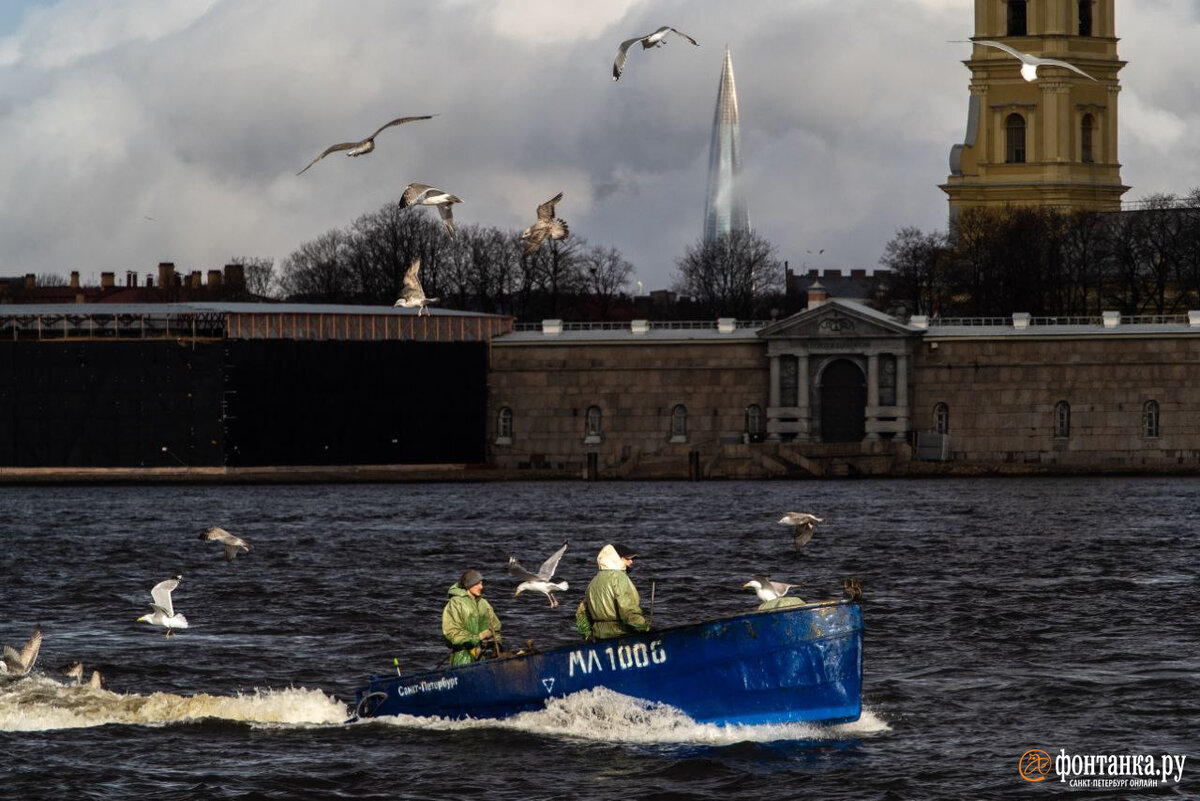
[742,575,799,604]
[521,192,569,255]
[137,575,189,636]
[199,526,251,561]
[0,623,42,677]
[971,40,1097,82]
[297,114,435,175]
[613,26,699,80]
[393,258,439,316]
[509,541,569,608]
[60,661,104,689]
[399,183,462,238]
[778,511,823,549]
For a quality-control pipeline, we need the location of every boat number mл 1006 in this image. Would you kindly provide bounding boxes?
[567,639,667,677]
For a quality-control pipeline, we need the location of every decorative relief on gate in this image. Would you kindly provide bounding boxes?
[818,314,856,334]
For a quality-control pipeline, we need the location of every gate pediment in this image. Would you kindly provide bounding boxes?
[757,299,919,341]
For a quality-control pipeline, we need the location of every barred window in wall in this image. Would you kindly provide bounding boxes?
[1143,400,1160,438]
[879,355,897,407]
[670,404,688,442]
[1081,114,1095,164]
[934,402,950,435]
[1054,401,1071,439]
[1006,114,1027,164]
[496,406,514,443]
[1008,0,1027,36]
[585,405,603,442]
[746,404,764,441]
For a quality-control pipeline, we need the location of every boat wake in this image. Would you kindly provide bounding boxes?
[0,674,347,732]
[358,686,891,744]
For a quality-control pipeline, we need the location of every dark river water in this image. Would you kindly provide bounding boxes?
[1,478,1196,799]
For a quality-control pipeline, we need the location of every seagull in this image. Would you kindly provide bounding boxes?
[1,623,42,677]
[399,183,462,238]
[393,258,439,316]
[137,575,189,636]
[843,576,863,603]
[297,114,435,175]
[509,541,569,608]
[60,661,104,689]
[742,575,799,604]
[199,526,251,561]
[521,192,569,255]
[613,26,699,80]
[971,40,1097,82]
[778,512,823,549]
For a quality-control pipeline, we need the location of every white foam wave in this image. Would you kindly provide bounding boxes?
[359,686,891,745]
[0,675,348,732]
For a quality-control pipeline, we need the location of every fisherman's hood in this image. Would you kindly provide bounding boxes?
[596,543,626,571]
[447,582,470,598]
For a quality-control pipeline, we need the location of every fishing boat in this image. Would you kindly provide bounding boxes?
[348,599,862,727]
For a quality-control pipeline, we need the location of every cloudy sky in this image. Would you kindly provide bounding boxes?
[1,1,1197,295]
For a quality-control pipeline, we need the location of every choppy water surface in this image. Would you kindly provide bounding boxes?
[1,478,1196,799]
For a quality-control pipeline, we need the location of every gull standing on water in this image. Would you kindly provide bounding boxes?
[199,526,251,561]
[137,575,189,636]
[399,183,462,238]
[521,193,569,254]
[778,512,823,549]
[612,26,699,80]
[297,115,435,175]
[60,661,104,689]
[967,40,1097,82]
[393,258,439,316]
[0,623,42,676]
[509,541,570,608]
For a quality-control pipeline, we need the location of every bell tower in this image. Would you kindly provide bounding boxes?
[941,0,1127,217]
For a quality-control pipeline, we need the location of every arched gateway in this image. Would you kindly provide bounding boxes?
[819,359,866,442]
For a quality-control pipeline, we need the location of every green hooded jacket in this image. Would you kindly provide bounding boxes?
[442,582,502,666]
[575,544,649,640]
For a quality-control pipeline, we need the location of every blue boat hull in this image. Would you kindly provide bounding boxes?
[350,600,862,727]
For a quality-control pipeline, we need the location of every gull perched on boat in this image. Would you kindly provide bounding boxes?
[393,258,439,316]
[612,26,699,80]
[199,526,251,561]
[0,623,42,677]
[778,512,823,549]
[137,575,189,636]
[509,540,569,608]
[742,576,799,604]
[60,661,104,689]
[297,114,435,175]
[399,183,462,238]
[970,40,1097,82]
[521,192,569,255]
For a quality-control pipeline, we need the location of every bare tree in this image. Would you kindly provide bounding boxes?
[230,256,278,298]
[278,230,352,302]
[673,229,783,318]
[580,244,634,319]
[878,226,949,316]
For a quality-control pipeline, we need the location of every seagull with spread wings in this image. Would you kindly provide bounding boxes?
[778,511,823,549]
[137,575,189,636]
[971,39,1097,82]
[742,576,800,604]
[521,192,569,255]
[509,541,569,608]
[297,115,435,175]
[1,623,42,677]
[400,183,462,238]
[613,26,699,80]
[199,526,251,561]
[393,258,439,316]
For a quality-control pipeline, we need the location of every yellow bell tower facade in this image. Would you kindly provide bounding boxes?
[941,0,1127,216]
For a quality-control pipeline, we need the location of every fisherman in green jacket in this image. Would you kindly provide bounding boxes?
[442,569,502,666]
[575,543,650,640]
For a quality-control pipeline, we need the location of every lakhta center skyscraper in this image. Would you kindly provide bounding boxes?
[703,48,749,242]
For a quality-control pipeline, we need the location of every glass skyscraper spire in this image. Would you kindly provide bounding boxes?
[703,48,749,242]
